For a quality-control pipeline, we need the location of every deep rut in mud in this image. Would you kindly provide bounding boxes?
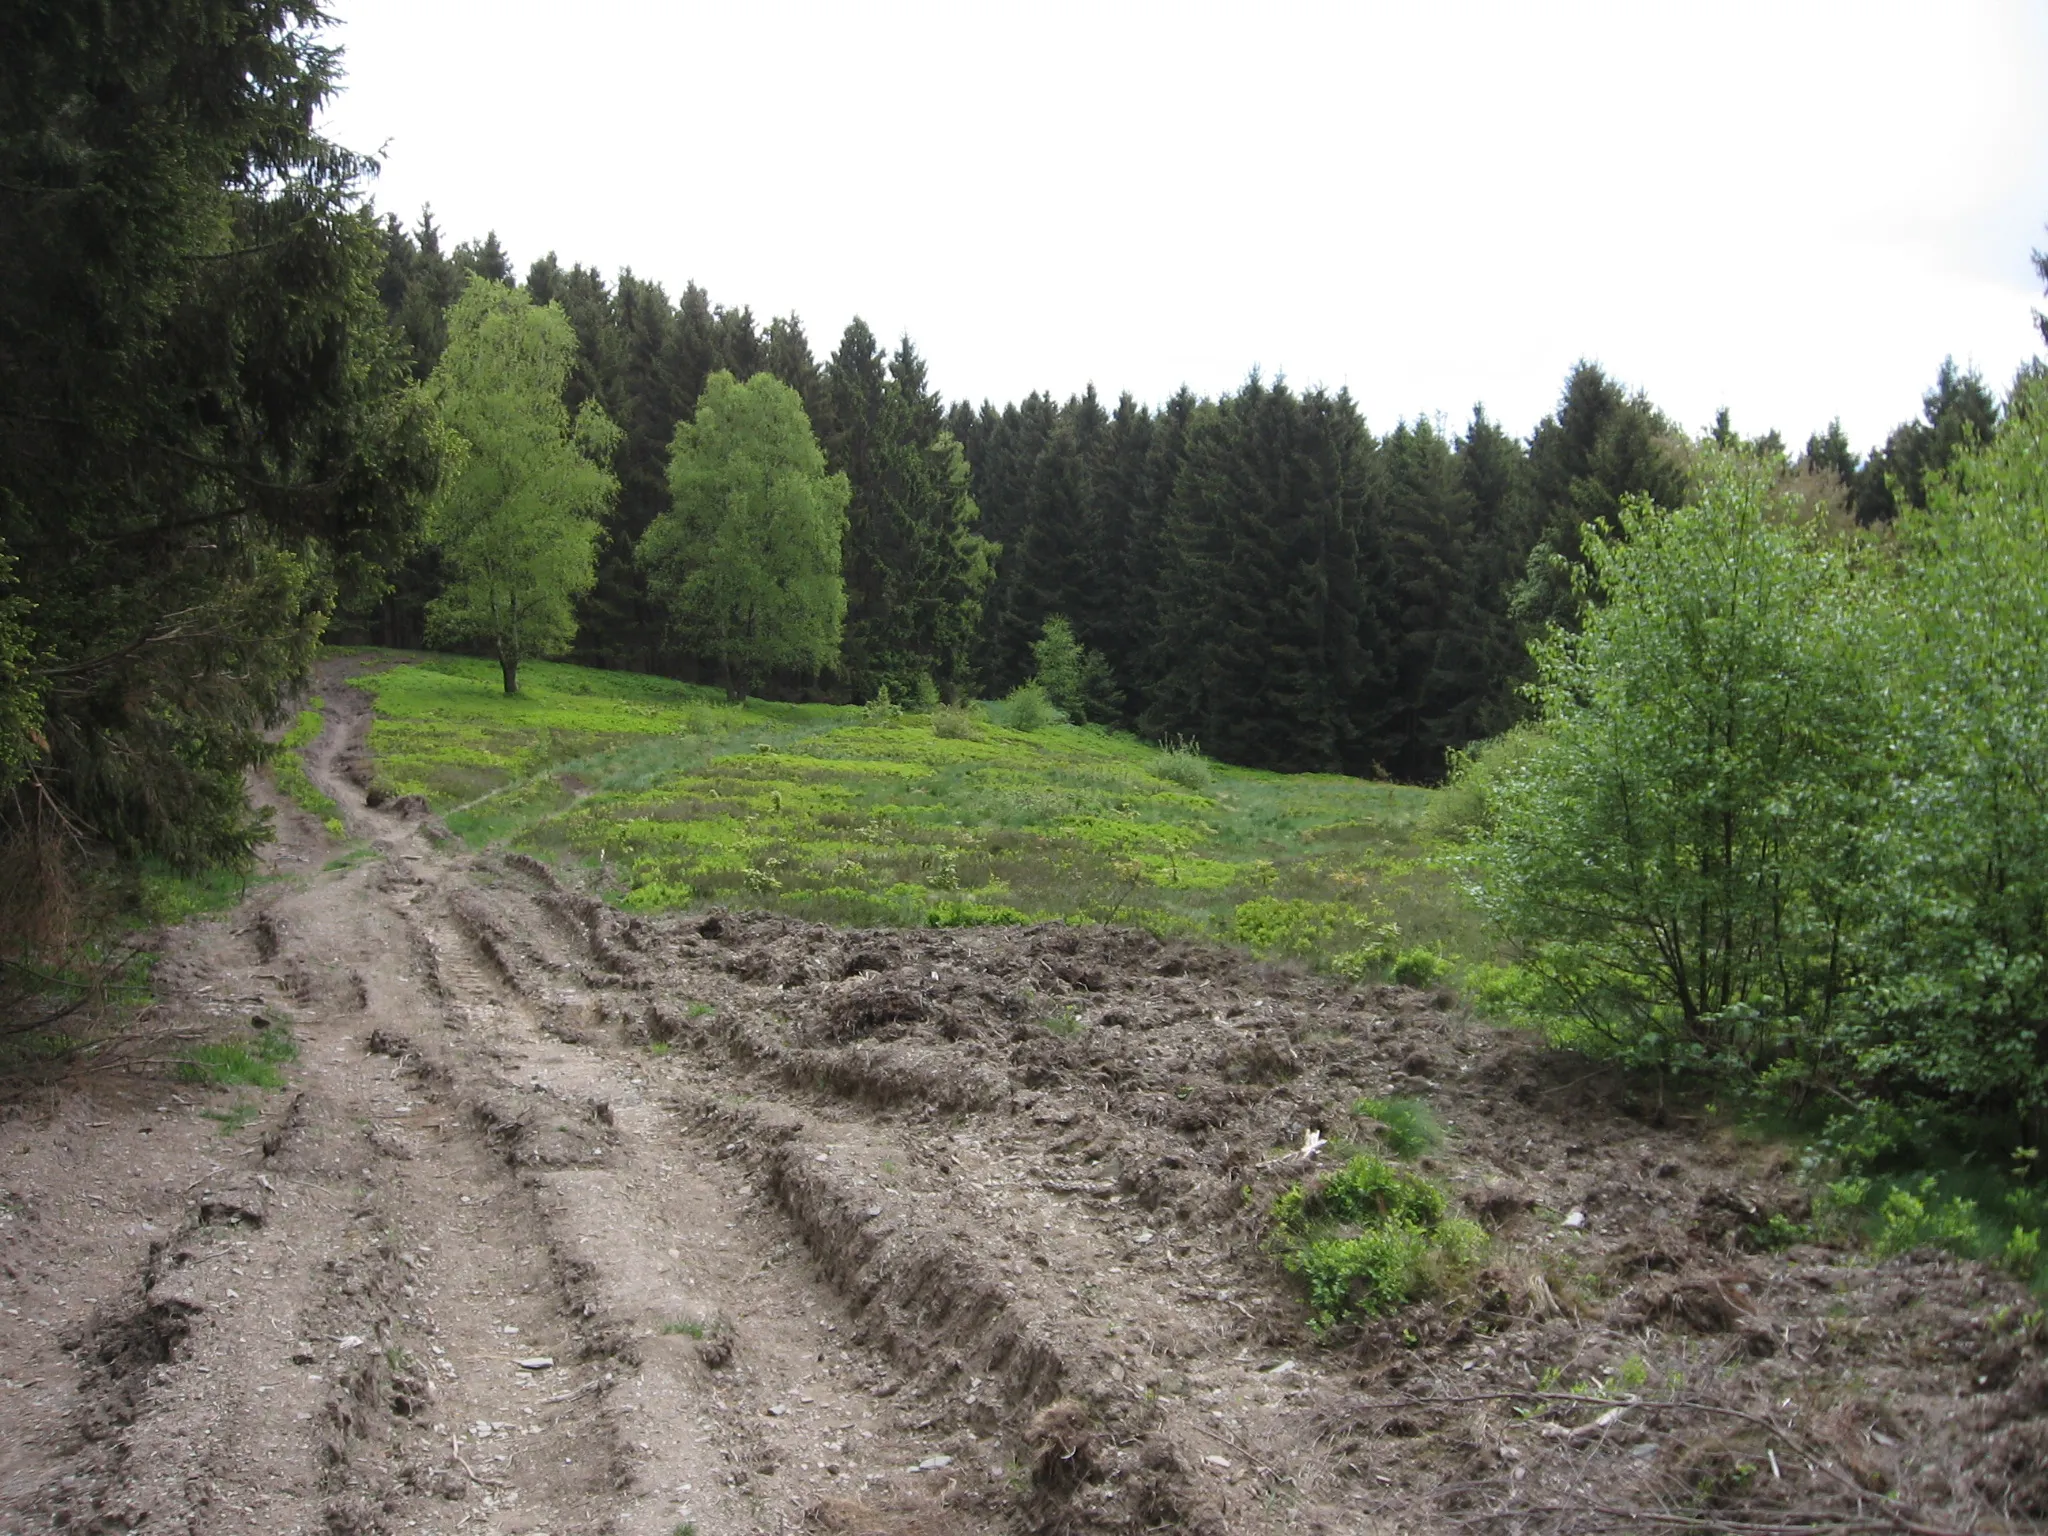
[6,658,2048,1536]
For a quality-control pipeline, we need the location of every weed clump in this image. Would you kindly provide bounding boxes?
[176,1022,297,1089]
[931,703,979,740]
[1269,1152,1483,1325]
[1153,736,1213,792]
[1354,1095,1442,1157]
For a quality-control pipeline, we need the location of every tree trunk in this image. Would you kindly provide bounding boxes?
[500,645,519,695]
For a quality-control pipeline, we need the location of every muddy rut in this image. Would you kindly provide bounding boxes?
[5,658,2048,1536]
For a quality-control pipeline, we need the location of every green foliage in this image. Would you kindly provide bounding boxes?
[1152,737,1213,793]
[424,279,621,694]
[930,704,979,740]
[176,1024,298,1090]
[640,370,850,700]
[1471,451,1876,1072]
[999,682,1057,731]
[1871,1179,1982,1259]
[1389,946,1451,987]
[0,0,444,875]
[926,899,1027,927]
[1849,379,2048,1120]
[1354,1096,1443,1156]
[1231,897,1401,980]
[1270,1154,1482,1324]
[1031,616,1122,725]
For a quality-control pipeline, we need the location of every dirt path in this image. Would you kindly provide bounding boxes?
[5,657,2047,1536]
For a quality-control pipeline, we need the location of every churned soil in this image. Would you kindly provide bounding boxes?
[3,657,2044,1536]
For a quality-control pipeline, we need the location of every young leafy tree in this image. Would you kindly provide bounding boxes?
[1030,615,1121,724]
[1471,452,1879,1071]
[1855,375,2048,1124]
[424,278,620,693]
[638,371,850,701]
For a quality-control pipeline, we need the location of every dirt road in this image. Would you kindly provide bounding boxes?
[4,659,2046,1535]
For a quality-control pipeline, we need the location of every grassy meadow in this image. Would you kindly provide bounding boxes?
[338,651,1479,973]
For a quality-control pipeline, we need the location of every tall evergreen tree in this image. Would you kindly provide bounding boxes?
[1512,362,1691,635]
[1145,379,1382,773]
[0,0,443,874]
[1851,357,1999,524]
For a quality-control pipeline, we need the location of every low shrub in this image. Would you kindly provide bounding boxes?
[1000,682,1058,732]
[931,704,979,740]
[1269,1152,1482,1325]
[1153,736,1213,793]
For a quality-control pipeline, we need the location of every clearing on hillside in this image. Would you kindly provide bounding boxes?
[1,655,2042,1536]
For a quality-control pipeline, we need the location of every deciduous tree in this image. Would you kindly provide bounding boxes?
[638,371,849,701]
[423,279,619,693]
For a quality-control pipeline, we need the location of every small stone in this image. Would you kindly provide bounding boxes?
[915,1454,953,1472]
[1562,1209,1587,1229]
[516,1357,554,1371]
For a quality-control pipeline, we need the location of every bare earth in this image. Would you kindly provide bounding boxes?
[4,657,2046,1536]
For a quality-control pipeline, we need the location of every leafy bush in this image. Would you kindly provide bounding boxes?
[1849,381,2048,1121]
[1153,736,1213,793]
[1468,451,1878,1072]
[1872,1178,1981,1259]
[931,704,979,740]
[1389,945,1450,987]
[1000,681,1059,731]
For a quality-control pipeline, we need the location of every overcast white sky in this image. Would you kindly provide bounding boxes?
[319,0,2048,452]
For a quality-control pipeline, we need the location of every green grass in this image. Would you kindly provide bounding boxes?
[343,650,1475,973]
[175,1023,297,1089]
[272,698,345,836]
[659,1319,706,1338]
[135,857,250,926]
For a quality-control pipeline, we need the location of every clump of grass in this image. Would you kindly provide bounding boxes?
[1354,1095,1442,1157]
[176,1023,297,1089]
[659,1319,705,1338]
[1269,1152,1484,1326]
[1153,735,1213,793]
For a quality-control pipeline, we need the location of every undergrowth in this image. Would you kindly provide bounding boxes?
[1269,1152,1485,1326]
